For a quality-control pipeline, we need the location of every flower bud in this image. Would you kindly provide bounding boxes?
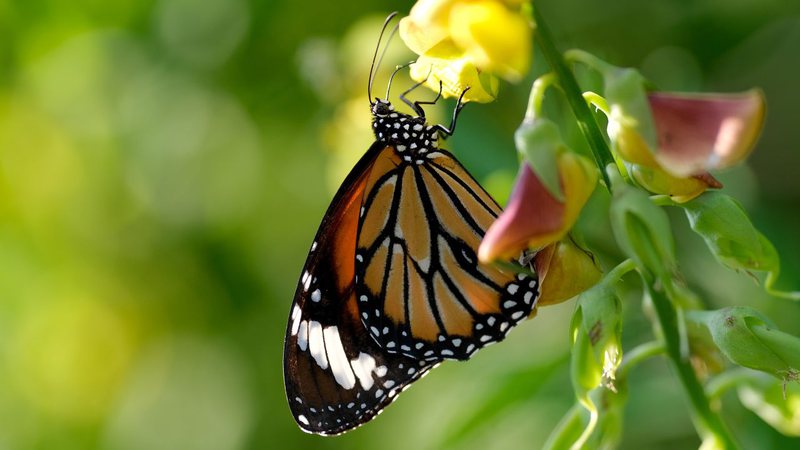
[692,307,800,380]
[533,238,603,309]
[682,192,779,275]
[609,173,675,278]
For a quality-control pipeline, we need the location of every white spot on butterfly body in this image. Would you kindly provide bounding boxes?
[413,124,423,131]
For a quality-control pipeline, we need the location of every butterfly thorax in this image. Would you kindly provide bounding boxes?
[371,100,439,163]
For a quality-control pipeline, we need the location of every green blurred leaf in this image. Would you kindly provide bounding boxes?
[739,374,800,437]
[437,357,567,449]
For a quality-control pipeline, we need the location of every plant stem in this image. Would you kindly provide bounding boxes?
[618,341,665,381]
[531,5,615,189]
[706,368,768,401]
[644,281,741,449]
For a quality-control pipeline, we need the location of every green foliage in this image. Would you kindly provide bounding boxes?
[0,0,799,449]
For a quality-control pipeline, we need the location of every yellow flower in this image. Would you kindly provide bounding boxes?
[629,164,722,203]
[478,152,598,262]
[400,0,532,103]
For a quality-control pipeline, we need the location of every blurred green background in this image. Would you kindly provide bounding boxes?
[1,0,799,448]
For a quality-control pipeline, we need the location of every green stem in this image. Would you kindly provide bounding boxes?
[706,368,767,401]
[605,258,636,284]
[532,5,616,189]
[525,72,558,119]
[618,341,665,381]
[644,280,740,449]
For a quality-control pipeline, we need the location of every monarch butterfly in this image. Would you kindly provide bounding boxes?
[284,13,540,435]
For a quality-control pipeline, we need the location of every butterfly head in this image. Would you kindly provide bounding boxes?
[371,98,394,118]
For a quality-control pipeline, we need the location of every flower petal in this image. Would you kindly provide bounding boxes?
[629,163,723,203]
[399,0,457,55]
[649,89,766,177]
[478,153,597,262]
[448,1,532,81]
[409,54,499,103]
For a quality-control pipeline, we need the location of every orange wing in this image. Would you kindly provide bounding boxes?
[355,148,539,361]
[284,143,438,435]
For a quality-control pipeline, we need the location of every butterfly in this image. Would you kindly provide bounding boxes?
[283,13,540,436]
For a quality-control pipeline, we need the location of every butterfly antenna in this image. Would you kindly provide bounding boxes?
[368,12,399,105]
[385,61,415,100]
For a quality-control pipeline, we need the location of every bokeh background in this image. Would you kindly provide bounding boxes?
[1,0,799,448]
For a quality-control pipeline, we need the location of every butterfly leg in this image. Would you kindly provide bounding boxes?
[399,76,430,117]
[433,87,471,137]
[412,80,443,114]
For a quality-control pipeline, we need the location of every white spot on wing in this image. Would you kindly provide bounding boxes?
[324,326,356,390]
[311,289,322,302]
[298,415,309,425]
[290,305,302,335]
[351,352,377,390]
[297,320,308,351]
[308,321,328,370]
[418,257,431,273]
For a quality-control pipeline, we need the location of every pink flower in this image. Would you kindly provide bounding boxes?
[478,152,597,262]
